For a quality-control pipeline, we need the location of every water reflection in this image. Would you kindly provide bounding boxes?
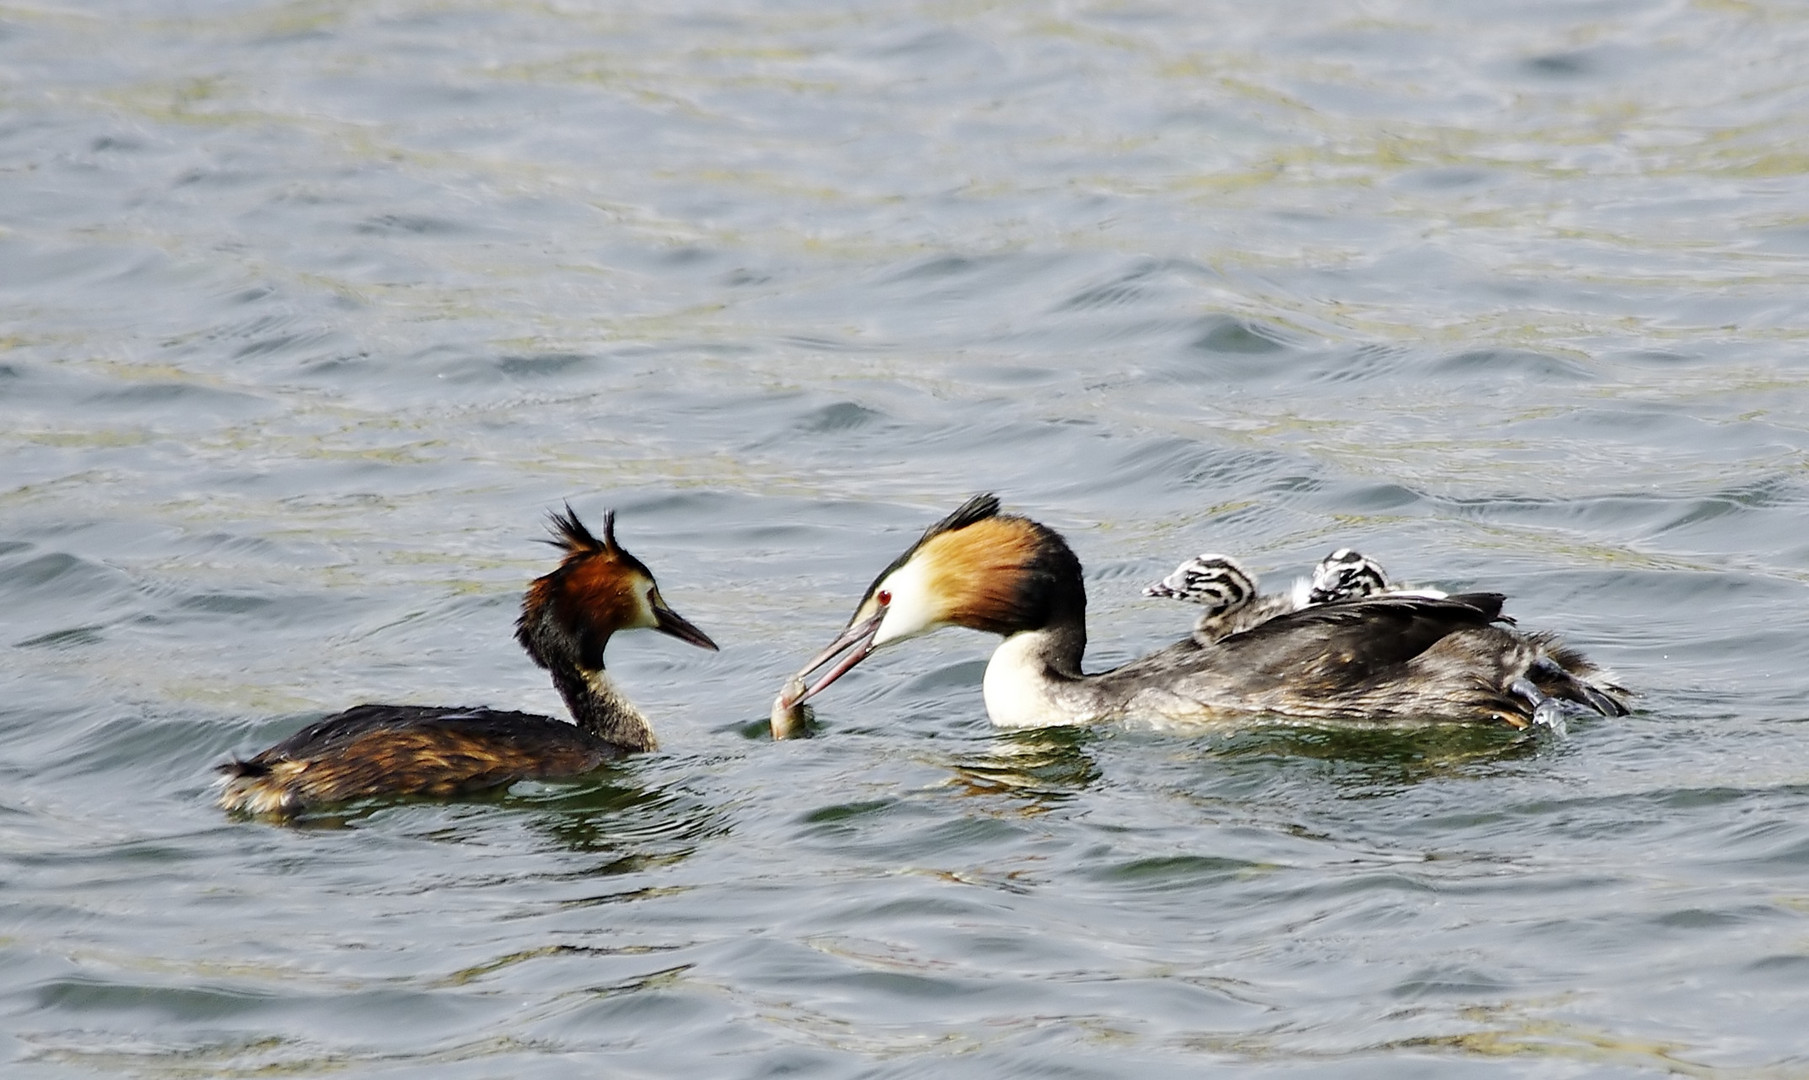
[512,775,729,863]
[254,769,729,882]
[943,726,1102,811]
[1191,721,1549,794]
[9,0,1809,1073]
[939,714,1548,810]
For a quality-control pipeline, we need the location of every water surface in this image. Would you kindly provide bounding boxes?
[5,1,1809,1076]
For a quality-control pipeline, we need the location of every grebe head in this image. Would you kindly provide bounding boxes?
[780,494,1082,708]
[515,505,718,673]
[1143,553,1258,615]
[1307,547,1391,605]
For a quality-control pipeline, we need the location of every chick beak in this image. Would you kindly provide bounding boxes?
[652,594,719,651]
[779,608,886,709]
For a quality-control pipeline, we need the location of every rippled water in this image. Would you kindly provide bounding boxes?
[6,0,1809,1075]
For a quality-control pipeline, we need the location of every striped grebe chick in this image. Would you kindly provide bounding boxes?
[1307,547,1447,605]
[778,495,1626,731]
[1145,548,1438,645]
[1143,553,1295,644]
[218,507,718,817]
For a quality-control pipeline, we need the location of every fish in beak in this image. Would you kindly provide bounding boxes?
[777,608,886,710]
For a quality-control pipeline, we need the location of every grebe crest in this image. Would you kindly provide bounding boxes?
[856,494,1081,647]
[516,506,716,673]
[777,495,1083,709]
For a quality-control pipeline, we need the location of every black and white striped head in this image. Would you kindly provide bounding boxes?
[1307,548,1391,605]
[1143,553,1259,616]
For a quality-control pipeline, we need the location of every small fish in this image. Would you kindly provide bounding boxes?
[770,676,814,740]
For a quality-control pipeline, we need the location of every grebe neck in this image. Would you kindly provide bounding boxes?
[981,619,1099,729]
[551,665,657,752]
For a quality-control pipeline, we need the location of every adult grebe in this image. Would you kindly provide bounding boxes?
[1146,548,1448,644]
[218,507,718,816]
[778,494,1626,730]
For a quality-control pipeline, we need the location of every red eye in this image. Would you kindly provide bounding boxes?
[877,589,892,606]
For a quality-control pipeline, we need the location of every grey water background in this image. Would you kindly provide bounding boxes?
[5,0,1809,1075]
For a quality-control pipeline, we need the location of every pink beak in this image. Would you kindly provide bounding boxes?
[778,609,886,709]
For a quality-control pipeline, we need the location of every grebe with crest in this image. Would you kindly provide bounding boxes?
[778,495,1625,731]
[218,507,718,817]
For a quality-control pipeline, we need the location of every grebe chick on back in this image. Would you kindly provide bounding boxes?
[218,507,718,817]
[1143,554,1295,644]
[1307,547,1447,605]
[1145,547,1449,645]
[778,495,1626,731]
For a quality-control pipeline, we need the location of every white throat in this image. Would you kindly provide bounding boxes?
[872,559,942,647]
[982,630,1073,729]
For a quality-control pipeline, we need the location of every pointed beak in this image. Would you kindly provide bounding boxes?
[653,596,719,652]
[778,608,886,710]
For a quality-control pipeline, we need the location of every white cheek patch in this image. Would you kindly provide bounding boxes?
[872,560,943,647]
[632,578,659,629]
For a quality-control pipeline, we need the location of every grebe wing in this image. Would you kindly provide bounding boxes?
[224,704,559,766]
[1225,591,1505,670]
[1235,591,1504,642]
[1139,592,1509,695]
[219,705,624,802]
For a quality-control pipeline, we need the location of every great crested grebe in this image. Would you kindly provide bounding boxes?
[218,507,718,816]
[778,494,1626,731]
[1146,548,1447,644]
